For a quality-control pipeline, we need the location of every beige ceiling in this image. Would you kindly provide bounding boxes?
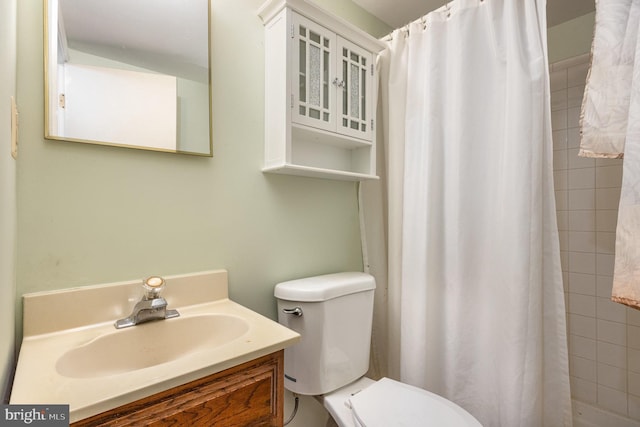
[353,0,596,29]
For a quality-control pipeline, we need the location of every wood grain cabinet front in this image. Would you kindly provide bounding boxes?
[72,351,284,427]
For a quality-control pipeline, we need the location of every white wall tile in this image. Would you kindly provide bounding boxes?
[554,170,568,191]
[597,254,616,277]
[550,69,568,91]
[628,326,640,350]
[596,188,622,210]
[572,334,597,360]
[598,362,627,391]
[597,157,624,167]
[570,231,596,253]
[596,210,618,232]
[596,232,616,254]
[598,319,627,346]
[569,210,596,231]
[568,85,585,108]
[568,107,581,128]
[598,341,627,369]
[568,62,590,88]
[596,165,624,188]
[551,55,639,421]
[570,313,597,339]
[561,251,569,273]
[629,371,640,397]
[556,190,569,211]
[569,148,596,169]
[598,384,629,415]
[559,230,569,251]
[628,395,640,420]
[557,210,569,230]
[554,129,568,150]
[629,348,640,374]
[569,168,595,190]
[551,89,568,111]
[554,149,568,170]
[570,252,597,275]
[552,109,568,130]
[571,355,597,381]
[596,275,614,297]
[552,54,590,71]
[570,272,596,295]
[571,376,597,403]
[569,189,595,210]
[598,297,628,323]
[628,309,640,327]
[568,127,581,149]
[570,293,597,317]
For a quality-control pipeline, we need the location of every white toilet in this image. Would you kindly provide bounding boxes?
[275,272,482,427]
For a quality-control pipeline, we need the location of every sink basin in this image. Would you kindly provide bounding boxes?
[56,314,250,378]
[11,270,301,424]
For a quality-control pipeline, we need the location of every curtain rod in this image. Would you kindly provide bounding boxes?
[381,0,485,41]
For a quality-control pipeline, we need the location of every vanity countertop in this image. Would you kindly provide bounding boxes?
[10,270,300,423]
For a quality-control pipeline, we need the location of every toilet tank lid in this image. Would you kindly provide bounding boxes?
[274,272,375,302]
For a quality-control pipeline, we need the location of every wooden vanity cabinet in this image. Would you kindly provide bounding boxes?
[72,351,284,427]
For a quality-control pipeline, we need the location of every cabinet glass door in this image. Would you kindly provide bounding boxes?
[337,37,372,141]
[291,14,335,133]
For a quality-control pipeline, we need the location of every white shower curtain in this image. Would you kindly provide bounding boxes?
[360,0,572,425]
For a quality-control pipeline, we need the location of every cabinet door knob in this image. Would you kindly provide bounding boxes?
[332,78,344,88]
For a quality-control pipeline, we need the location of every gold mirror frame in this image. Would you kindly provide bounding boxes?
[43,0,213,156]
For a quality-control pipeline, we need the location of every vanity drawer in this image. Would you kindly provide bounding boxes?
[72,350,284,427]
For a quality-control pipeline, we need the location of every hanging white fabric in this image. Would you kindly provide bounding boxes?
[360,0,573,425]
[579,0,640,310]
[579,0,640,159]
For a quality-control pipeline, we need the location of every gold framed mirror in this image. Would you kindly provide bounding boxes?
[44,0,212,156]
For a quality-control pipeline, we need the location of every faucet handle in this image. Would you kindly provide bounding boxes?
[143,276,165,299]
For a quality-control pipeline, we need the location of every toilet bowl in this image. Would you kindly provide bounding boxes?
[275,272,481,426]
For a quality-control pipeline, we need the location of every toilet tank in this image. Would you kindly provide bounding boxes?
[274,272,376,395]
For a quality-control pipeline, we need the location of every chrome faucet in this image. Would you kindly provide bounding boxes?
[114,276,180,329]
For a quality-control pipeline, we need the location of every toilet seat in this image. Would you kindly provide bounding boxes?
[323,377,481,427]
[349,378,481,427]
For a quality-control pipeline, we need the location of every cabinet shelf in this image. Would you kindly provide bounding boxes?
[263,163,378,181]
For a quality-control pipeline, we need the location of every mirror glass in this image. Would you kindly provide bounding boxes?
[44,0,212,156]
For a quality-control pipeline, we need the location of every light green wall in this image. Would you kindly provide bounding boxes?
[311,0,392,38]
[15,0,390,339]
[1,0,17,402]
[547,11,595,64]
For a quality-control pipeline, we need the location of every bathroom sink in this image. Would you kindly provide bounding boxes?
[11,270,301,423]
[56,314,250,378]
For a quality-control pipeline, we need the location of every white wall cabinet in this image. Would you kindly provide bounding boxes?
[258,0,386,180]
